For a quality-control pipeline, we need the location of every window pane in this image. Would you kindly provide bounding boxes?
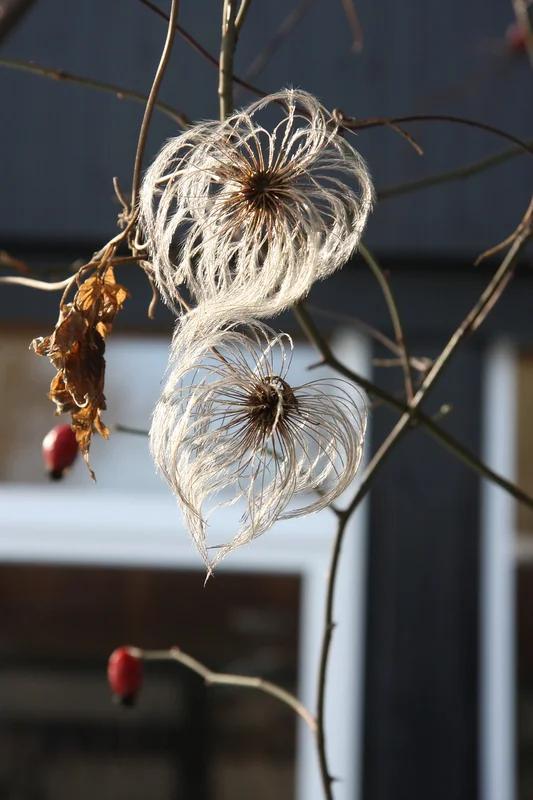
[0,564,300,800]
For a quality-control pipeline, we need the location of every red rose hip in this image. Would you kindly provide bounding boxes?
[107,647,143,706]
[42,424,79,480]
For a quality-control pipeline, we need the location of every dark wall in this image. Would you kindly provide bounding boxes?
[364,337,482,800]
[0,0,532,255]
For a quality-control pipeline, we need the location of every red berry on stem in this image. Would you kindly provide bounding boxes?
[42,424,79,480]
[107,647,143,707]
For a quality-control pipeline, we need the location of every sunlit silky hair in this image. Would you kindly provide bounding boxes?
[139,89,374,317]
[150,321,367,570]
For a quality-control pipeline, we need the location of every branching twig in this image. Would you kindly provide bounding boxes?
[335,109,533,155]
[475,195,533,265]
[129,646,317,733]
[292,302,533,510]
[131,0,180,211]
[235,0,252,33]
[0,57,187,125]
[219,0,237,120]
[140,0,267,98]
[307,303,431,373]
[358,243,413,401]
[311,222,532,797]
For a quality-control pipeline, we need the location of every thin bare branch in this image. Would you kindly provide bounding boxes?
[0,0,37,44]
[312,223,532,797]
[0,274,73,291]
[0,57,187,125]
[359,242,414,401]
[130,646,317,733]
[239,0,315,87]
[377,137,533,200]
[235,0,252,33]
[335,109,533,155]
[475,195,533,265]
[292,302,533,510]
[347,217,533,522]
[113,424,150,436]
[340,0,363,51]
[131,0,181,211]
[140,0,267,98]
[219,0,237,120]
[306,303,432,372]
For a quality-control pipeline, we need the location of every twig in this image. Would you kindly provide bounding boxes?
[140,0,266,98]
[219,0,237,120]
[336,109,533,155]
[340,0,363,51]
[358,243,413,401]
[306,303,431,373]
[312,224,532,798]
[146,272,159,319]
[315,514,348,798]
[0,274,73,290]
[238,0,315,88]
[129,646,317,733]
[475,195,533,265]
[0,0,37,44]
[377,138,533,201]
[131,0,180,211]
[113,424,150,436]
[292,303,533,510]
[0,57,187,125]
[235,0,252,33]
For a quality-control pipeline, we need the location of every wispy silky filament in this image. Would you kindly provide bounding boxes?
[150,322,367,569]
[139,89,374,317]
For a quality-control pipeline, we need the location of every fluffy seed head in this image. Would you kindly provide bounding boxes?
[139,89,374,317]
[150,321,367,569]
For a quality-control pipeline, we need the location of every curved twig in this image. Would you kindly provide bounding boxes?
[337,110,533,155]
[129,646,317,733]
[358,243,413,401]
[131,0,180,211]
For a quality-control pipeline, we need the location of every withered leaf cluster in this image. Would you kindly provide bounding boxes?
[31,266,130,479]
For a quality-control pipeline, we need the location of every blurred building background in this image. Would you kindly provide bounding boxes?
[0,1,533,799]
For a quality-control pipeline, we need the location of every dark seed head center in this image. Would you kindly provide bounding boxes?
[247,376,298,433]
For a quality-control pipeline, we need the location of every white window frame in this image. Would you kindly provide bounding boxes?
[0,332,369,800]
[480,340,517,800]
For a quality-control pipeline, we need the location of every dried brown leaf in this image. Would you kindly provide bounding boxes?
[30,266,129,479]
